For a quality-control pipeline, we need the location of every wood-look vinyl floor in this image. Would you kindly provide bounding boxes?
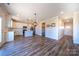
[0,35,79,56]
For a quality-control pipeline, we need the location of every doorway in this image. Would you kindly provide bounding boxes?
[63,18,73,47]
[64,18,73,37]
[23,26,27,36]
[42,22,45,37]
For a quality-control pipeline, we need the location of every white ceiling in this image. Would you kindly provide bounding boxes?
[4,3,79,21]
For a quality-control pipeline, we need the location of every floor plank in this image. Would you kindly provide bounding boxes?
[0,35,78,56]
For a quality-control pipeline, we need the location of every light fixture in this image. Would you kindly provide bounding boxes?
[33,12,38,26]
[60,11,64,14]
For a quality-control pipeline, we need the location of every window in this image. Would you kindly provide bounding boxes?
[0,17,2,42]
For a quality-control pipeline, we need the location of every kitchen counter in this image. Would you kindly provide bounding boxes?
[24,31,33,37]
[7,31,14,42]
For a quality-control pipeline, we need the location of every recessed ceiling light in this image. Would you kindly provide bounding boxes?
[60,11,64,14]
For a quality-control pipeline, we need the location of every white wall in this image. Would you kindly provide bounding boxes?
[58,18,64,39]
[64,29,72,36]
[58,29,64,39]
[0,4,11,47]
[45,27,58,40]
[64,27,73,36]
[35,16,65,40]
[45,17,59,40]
[35,17,59,40]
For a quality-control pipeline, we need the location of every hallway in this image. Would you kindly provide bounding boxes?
[0,35,78,56]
